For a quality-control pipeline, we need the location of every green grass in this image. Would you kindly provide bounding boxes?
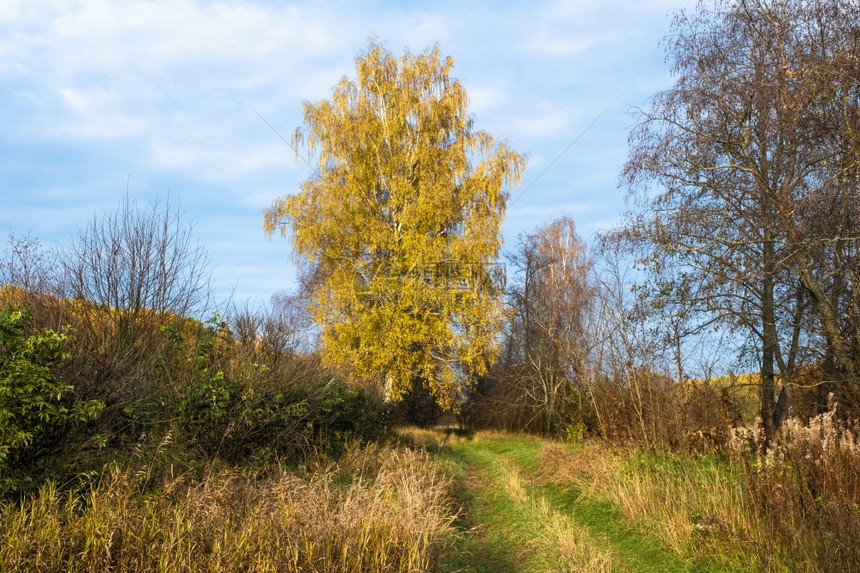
[409,430,728,572]
[5,424,852,571]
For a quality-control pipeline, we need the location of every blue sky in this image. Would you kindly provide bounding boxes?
[1,0,697,307]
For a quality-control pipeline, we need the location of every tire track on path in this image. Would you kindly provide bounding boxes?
[437,432,718,572]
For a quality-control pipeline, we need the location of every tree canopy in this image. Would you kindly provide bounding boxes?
[265,42,526,409]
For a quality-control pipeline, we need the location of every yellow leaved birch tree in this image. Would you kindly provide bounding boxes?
[264,42,525,410]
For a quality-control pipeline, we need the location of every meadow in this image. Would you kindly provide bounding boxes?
[2,420,858,572]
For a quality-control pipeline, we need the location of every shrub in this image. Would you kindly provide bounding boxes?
[0,305,103,492]
[736,406,860,572]
[170,317,388,462]
[60,195,212,413]
[178,369,385,462]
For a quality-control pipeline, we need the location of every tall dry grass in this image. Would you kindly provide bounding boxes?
[526,495,616,573]
[735,406,860,572]
[540,442,754,569]
[539,405,860,572]
[0,443,457,572]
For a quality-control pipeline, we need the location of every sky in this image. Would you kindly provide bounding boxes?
[1,0,699,308]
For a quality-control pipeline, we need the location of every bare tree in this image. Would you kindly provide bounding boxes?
[228,291,316,368]
[788,4,860,410]
[66,195,211,318]
[500,215,594,434]
[63,195,212,403]
[0,232,68,331]
[618,0,860,441]
[0,232,55,296]
[588,240,679,444]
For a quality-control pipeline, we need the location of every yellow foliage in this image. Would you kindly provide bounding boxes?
[265,42,526,409]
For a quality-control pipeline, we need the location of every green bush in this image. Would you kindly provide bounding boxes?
[178,370,384,462]
[169,316,387,462]
[0,305,103,492]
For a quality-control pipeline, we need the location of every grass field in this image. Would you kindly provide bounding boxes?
[0,442,456,572]
[402,428,737,572]
[1,427,856,571]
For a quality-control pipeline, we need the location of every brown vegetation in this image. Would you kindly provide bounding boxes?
[0,443,456,573]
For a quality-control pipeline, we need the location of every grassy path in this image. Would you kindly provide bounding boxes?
[415,431,723,573]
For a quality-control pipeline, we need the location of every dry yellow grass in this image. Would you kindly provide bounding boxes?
[500,459,529,504]
[536,408,860,572]
[537,441,752,566]
[0,443,457,572]
[528,496,616,573]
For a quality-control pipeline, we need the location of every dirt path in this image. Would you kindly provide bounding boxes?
[436,433,717,573]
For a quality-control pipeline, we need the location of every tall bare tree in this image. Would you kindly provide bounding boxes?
[502,215,593,433]
[618,0,860,441]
